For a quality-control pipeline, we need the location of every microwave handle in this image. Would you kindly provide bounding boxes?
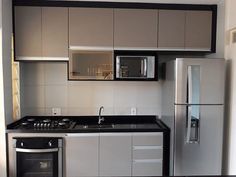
[116,57,120,78]
[143,58,147,77]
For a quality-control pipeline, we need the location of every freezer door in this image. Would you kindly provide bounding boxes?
[175,58,225,104]
[174,105,223,175]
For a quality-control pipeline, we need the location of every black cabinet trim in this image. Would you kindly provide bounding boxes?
[13,0,216,11]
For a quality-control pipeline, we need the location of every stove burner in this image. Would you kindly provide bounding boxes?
[58,122,66,126]
[17,117,74,130]
[62,118,70,122]
[43,119,51,123]
[27,118,35,122]
[21,122,29,126]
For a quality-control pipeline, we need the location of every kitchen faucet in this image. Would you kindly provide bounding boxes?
[98,106,104,125]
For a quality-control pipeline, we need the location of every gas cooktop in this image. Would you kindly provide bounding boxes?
[14,117,76,130]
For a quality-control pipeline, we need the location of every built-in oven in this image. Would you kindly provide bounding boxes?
[13,137,63,177]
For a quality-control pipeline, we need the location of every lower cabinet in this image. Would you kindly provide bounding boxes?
[132,133,163,176]
[100,133,132,176]
[65,132,164,177]
[65,133,99,177]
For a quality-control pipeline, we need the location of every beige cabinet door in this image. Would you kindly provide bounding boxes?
[69,8,113,49]
[14,6,42,60]
[185,11,212,51]
[42,7,68,60]
[158,10,185,49]
[65,134,99,177]
[99,133,132,176]
[114,9,158,49]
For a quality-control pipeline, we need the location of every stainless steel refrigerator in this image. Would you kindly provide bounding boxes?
[161,58,225,175]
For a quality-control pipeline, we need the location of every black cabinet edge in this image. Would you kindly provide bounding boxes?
[163,130,170,176]
[13,0,217,11]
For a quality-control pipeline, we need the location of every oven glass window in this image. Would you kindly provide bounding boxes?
[17,152,58,177]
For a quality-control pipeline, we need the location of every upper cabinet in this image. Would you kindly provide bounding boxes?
[185,11,212,51]
[114,9,158,50]
[14,3,216,63]
[158,10,213,51]
[14,6,69,61]
[69,8,113,50]
[42,7,68,59]
[15,6,42,59]
[158,10,185,50]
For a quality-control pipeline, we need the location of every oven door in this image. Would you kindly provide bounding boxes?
[15,148,61,177]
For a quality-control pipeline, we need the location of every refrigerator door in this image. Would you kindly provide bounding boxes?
[175,58,225,104]
[174,105,223,175]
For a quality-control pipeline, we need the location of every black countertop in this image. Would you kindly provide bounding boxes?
[6,115,170,133]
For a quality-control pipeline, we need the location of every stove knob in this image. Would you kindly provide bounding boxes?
[37,123,40,128]
[48,141,52,147]
[47,123,51,128]
[40,123,44,128]
[20,142,24,147]
[34,123,37,128]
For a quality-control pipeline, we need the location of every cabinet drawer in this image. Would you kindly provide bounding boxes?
[133,132,163,146]
[133,146,163,159]
[132,160,162,176]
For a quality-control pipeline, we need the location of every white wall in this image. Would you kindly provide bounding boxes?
[224,0,236,174]
[20,62,162,117]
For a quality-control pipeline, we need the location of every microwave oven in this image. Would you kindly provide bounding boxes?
[115,54,157,80]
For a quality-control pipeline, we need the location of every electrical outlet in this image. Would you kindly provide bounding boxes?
[131,107,137,115]
[52,108,61,116]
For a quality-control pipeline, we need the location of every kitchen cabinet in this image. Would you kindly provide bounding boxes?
[42,7,68,59]
[69,50,113,80]
[64,132,164,177]
[65,134,99,177]
[14,6,69,61]
[185,10,212,51]
[69,8,113,49]
[114,9,158,50]
[158,10,185,49]
[158,10,212,51]
[14,6,42,60]
[99,133,132,176]
[132,132,163,176]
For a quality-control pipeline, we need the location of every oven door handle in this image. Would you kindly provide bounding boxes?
[16,148,58,153]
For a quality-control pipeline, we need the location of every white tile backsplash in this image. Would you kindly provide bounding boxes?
[44,63,68,85]
[20,62,162,117]
[23,86,45,108]
[45,85,68,107]
[21,62,45,86]
[68,85,93,108]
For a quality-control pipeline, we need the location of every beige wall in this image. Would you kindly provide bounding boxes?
[224,0,236,174]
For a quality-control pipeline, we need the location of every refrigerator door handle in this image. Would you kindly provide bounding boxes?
[187,66,193,103]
